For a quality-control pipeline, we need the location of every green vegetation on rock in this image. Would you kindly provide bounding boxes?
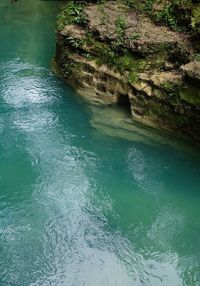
[57,1,87,30]
[56,0,200,142]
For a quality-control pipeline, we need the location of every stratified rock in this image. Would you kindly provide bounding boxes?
[56,1,200,143]
[181,60,200,81]
[60,24,86,38]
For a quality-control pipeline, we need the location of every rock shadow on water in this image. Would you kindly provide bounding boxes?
[84,100,200,158]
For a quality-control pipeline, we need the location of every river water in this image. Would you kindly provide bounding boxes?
[0,1,200,285]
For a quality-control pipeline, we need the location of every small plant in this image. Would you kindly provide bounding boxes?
[57,1,87,30]
[122,0,144,11]
[112,15,127,52]
[66,36,83,49]
[161,81,179,98]
[129,32,140,41]
[143,0,155,13]
[84,53,93,60]
[155,4,178,31]
[127,71,139,83]
[66,1,87,26]
[115,15,126,39]
[193,53,200,61]
[191,5,200,33]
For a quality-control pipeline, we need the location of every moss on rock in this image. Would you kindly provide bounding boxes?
[55,0,200,143]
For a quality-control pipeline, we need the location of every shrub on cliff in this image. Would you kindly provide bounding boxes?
[57,1,87,30]
[122,0,200,34]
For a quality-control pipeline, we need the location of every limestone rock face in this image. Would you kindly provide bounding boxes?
[85,2,192,55]
[181,61,200,81]
[56,1,200,143]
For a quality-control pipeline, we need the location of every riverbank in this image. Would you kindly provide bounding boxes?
[1,1,200,285]
[55,0,200,143]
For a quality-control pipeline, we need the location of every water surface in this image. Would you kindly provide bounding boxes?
[0,1,200,285]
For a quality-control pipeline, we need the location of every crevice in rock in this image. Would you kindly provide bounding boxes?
[117,93,132,115]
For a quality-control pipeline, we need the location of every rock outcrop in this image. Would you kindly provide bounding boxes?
[56,1,200,143]
[181,60,200,81]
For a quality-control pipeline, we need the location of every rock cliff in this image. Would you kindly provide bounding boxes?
[55,0,200,142]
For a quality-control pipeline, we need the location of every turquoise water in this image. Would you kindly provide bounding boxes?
[0,1,200,285]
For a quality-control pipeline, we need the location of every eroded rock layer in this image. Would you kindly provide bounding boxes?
[56,1,200,142]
